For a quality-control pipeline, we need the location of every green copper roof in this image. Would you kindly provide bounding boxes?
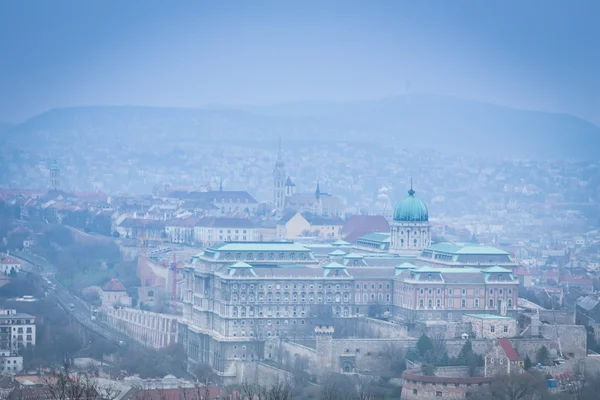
[332,239,351,246]
[357,232,391,243]
[323,262,347,269]
[328,250,347,256]
[230,261,253,268]
[396,262,418,269]
[483,266,512,273]
[425,242,509,255]
[393,185,428,222]
[208,241,311,252]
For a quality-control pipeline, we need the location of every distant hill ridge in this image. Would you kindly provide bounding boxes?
[5,95,600,159]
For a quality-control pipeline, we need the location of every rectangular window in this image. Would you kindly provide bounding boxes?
[490,325,495,333]
[503,325,508,333]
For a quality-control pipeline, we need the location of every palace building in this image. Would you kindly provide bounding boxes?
[178,240,519,380]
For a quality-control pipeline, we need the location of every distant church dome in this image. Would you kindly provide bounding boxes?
[393,186,428,222]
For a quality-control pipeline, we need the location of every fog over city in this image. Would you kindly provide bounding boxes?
[0,1,599,400]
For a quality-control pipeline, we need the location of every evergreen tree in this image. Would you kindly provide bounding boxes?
[416,333,434,359]
[536,346,549,366]
[524,355,532,370]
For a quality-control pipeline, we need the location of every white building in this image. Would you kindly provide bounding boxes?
[0,349,23,374]
[0,255,21,275]
[0,309,36,350]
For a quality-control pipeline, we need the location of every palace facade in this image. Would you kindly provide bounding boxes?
[179,241,519,378]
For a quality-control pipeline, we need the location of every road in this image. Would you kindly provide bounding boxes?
[13,250,138,346]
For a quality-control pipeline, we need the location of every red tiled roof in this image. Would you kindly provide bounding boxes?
[342,215,390,243]
[0,255,21,265]
[102,278,126,292]
[498,338,520,361]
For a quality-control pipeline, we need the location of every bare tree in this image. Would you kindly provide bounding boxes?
[473,371,549,400]
[44,361,100,400]
[241,380,293,400]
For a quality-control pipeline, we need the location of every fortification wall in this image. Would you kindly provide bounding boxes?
[237,361,293,387]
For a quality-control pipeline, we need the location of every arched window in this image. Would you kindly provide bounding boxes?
[508,298,513,308]
[258,253,264,260]
[436,299,441,308]
[489,299,494,308]
[268,253,274,260]
[290,253,296,260]
[419,298,424,308]
[428,299,433,308]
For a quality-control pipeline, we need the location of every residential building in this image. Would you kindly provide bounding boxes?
[276,212,310,238]
[100,278,132,307]
[165,218,196,244]
[0,255,20,275]
[117,218,166,239]
[0,310,36,350]
[0,350,23,374]
[194,217,257,246]
[276,212,343,239]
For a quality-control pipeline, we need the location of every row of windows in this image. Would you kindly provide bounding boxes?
[419,288,513,296]
[418,298,513,309]
[355,283,391,290]
[230,283,349,291]
[231,292,350,304]
[224,252,307,261]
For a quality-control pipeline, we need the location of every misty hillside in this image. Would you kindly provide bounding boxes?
[5,95,600,159]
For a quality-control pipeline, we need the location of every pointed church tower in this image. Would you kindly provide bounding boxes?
[273,137,286,212]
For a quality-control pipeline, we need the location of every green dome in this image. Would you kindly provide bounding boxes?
[393,187,428,222]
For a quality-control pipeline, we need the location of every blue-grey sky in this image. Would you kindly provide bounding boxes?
[1,0,599,124]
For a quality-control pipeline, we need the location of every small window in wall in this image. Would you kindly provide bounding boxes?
[490,325,495,333]
[436,392,442,397]
[413,389,417,395]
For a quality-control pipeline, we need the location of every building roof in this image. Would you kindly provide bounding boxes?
[195,217,254,228]
[0,254,21,265]
[393,186,428,222]
[102,278,126,292]
[357,232,391,244]
[498,338,520,361]
[425,242,510,256]
[302,212,344,226]
[207,241,311,253]
[166,218,197,227]
[342,215,390,243]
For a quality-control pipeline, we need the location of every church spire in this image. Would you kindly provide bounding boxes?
[315,181,321,201]
[219,177,223,192]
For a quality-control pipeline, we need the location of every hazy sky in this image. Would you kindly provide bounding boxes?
[1,0,599,124]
